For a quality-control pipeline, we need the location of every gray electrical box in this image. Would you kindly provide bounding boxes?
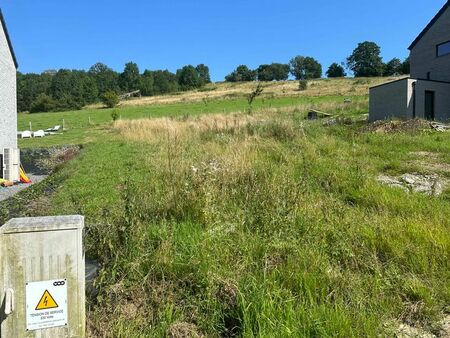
[0,215,85,337]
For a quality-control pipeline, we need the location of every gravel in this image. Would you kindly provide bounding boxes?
[0,174,48,202]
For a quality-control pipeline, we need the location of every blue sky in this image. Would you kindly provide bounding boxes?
[0,0,446,81]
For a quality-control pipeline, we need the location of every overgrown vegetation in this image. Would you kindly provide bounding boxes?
[12,78,448,337]
[25,115,448,337]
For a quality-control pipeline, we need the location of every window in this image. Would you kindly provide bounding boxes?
[437,41,450,57]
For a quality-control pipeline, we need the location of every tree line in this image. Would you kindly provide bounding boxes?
[17,62,211,113]
[18,40,409,113]
[224,41,410,82]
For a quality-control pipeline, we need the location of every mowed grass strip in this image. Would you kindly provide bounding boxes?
[38,111,450,337]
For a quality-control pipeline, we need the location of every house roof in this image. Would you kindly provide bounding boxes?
[0,9,18,69]
[408,1,450,50]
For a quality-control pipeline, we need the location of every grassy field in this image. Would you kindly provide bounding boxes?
[7,78,450,337]
[17,77,392,148]
[18,94,366,148]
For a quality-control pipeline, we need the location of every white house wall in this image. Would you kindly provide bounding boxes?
[0,18,17,155]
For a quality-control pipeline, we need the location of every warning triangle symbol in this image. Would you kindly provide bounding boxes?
[35,290,59,310]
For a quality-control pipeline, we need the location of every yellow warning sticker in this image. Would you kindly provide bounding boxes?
[26,279,67,331]
[35,290,59,310]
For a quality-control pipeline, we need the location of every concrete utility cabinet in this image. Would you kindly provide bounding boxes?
[0,216,85,337]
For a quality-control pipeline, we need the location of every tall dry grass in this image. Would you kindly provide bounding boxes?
[114,113,268,143]
[114,95,369,144]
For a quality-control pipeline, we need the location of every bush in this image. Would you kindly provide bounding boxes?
[101,91,119,108]
[299,80,308,91]
[111,111,119,121]
[30,93,56,113]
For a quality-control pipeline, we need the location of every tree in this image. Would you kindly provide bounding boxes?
[225,65,256,82]
[119,62,141,92]
[140,70,155,96]
[270,63,290,81]
[256,65,273,81]
[347,41,384,77]
[17,72,53,112]
[89,63,119,94]
[400,57,410,75]
[49,69,78,101]
[177,65,201,90]
[49,69,92,110]
[153,70,179,94]
[79,71,99,104]
[290,56,322,80]
[326,63,346,78]
[196,64,211,85]
[247,83,264,113]
[257,63,290,81]
[30,93,56,113]
[383,58,402,76]
[101,91,119,108]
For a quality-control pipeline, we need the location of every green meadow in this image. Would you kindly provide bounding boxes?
[7,79,450,337]
[18,94,367,148]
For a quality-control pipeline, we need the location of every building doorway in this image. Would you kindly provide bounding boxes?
[424,91,435,120]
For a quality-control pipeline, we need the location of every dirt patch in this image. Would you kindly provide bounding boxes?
[408,152,450,176]
[216,279,239,311]
[415,161,450,174]
[410,152,439,159]
[366,119,431,134]
[395,323,435,338]
[167,322,204,338]
[385,315,450,338]
[440,316,450,337]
